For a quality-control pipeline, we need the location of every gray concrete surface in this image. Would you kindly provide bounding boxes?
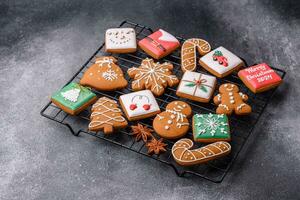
[0,0,300,199]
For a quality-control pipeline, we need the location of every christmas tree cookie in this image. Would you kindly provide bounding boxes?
[199,46,245,78]
[193,113,230,143]
[89,97,128,134]
[51,82,97,115]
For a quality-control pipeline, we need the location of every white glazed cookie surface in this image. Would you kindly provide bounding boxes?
[105,28,137,50]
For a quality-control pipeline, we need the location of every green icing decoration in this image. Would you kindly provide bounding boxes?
[51,82,96,111]
[193,113,230,140]
[213,50,223,57]
[200,85,208,93]
[185,82,196,87]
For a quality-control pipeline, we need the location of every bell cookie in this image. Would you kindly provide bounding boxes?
[199,46,245,78]
[127,58,179,96]
[172,138,231,166]
[213,83,251,115]
[176,71,216,103]
[105,28,137,53]
[89,97,128,134]
[138,29,180,59]
[119,90,161,121]
[51,82,97,115]
[193,113,230,143]
[80,56,128,91]
[238,63,282,93]
[153,101,192,139]
[181,38,211,72]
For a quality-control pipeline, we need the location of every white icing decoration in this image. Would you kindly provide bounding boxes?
[167,120,172,124]
[195,114,228,136]
[61,88,80,102]
[237,103,246,111]
[219,104,229,110]
[105,28,136,50]
[165,125,170,130]
[199,46,244,75]
[102,69,118,81]
[158,29,179,43]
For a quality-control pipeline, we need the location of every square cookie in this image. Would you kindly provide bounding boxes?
[176,71,216,103]
[238,63,282,93]
[105,28,137,53]
[51,82,97,115]
[119,90,161,121]
[193,113,230,143]
[199,46,244,78]
[138,29,180,59]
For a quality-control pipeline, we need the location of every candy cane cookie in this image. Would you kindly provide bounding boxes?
[172,138,231,166]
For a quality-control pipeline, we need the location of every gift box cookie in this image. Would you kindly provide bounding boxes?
[119,90,161,121]
[176,71,216,103]
[138,29,180,59]
[199,46,245,78]
[238,63,282,93]
[105,28,137,53]
[193,113,230,143]
[51,82,97,115]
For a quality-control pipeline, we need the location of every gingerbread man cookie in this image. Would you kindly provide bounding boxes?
[127,58,179,96]
[153,101,192,139]
[80,56,128,91]
[213,83,251,115]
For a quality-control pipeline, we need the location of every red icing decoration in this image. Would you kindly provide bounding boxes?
[130,104,137,110]
[238,63,282,90]
[138,29,180,58]
[143,104,151,110]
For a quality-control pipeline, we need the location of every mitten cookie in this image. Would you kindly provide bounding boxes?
[138,29,180,59]
[238,63,282,93]
[153,101,192,139]
[105,28,137,53]
[181,38,211,72]
[80,56,128,91]
[172,138,231,166]
[127,58,179,96]
[89,97,128,134]
[213,83,251,115]
[199,46,245,78]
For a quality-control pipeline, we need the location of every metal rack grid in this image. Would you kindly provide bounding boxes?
[40,20,286,183]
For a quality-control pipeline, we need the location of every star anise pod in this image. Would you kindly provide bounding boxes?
[131,124,153,142]
[146,138,167,155]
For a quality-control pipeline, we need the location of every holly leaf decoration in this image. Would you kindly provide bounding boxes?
[213,50,223,56]
[200,85,208,93]
[185,82,196,87]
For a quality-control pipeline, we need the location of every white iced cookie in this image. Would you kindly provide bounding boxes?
[105,28,137,53]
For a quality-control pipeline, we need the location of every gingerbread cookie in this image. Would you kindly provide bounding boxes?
[138,29,180,59]
[176,71,216,103]
[213,83,251,115]
[238,63,282,93]
[80,56,128,91]
[153,101,192,139]
[51,82,97,115]
[193,113,230,143]
[181,38,211,72]
[127,58,179,96]
[119,90,161,121]
[172,138,231,166]
[105,28,137,53]
[89,97,128,134]
[199,46,245,78]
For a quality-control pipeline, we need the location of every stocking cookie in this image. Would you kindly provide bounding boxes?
[199,46,245,78]
[172,138,231,166]
[127,58,179,96]
[105,28,137,53]
[181,38,211,72]
[89,97,128,134]
[80,56,128,91]
[153,101,192,139]
[213,83,252,115]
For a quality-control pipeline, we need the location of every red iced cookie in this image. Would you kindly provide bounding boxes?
[238,63,282,93]
[138,29,180,59]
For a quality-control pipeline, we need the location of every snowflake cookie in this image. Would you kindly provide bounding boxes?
[199,46,245,78]
[127,58,179,96]
[105,28,137,53]
[238,63,282,93]
[51,82,97,115]
[193,113,230,143]
[176,71,216,103]
[119,90,161,121]
[80,56,128,91]
[138,29,180,59]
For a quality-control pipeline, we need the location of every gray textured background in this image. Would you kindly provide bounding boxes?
[0,0,300,199]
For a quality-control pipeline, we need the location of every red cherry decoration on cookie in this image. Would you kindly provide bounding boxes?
[129,104,137,110]
[143,104,151,110]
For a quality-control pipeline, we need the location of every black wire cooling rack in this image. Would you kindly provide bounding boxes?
[41,20,286,183]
